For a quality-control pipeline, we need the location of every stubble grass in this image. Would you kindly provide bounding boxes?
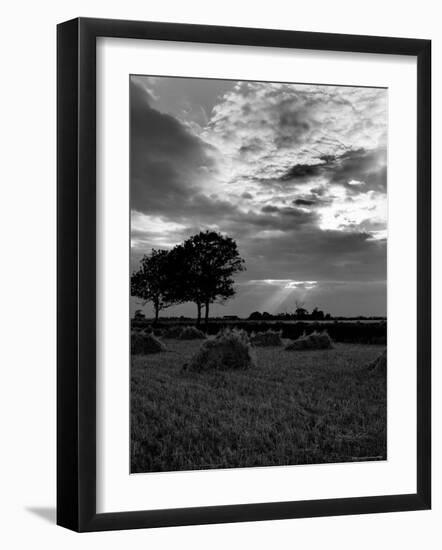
[131,340,386,473]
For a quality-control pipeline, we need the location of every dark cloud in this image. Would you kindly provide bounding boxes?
[280,147,387,195]
[280,162,324,180]
[319,154,336,163]
[293,198,315,206]
[130,80,217,217]
[261,205,279,213]
[328,148,387,193]
[292,191,332,208]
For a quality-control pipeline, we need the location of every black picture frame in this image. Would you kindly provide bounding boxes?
[57,17,431,532]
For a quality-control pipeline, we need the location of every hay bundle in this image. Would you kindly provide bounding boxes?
[139,325,163,337]
[184,328,256,372]
[285,330,333,351]
[367,349,387,374]
[163,325,184,339]
[250,329,283,347]
[179,326,206,340]
[131,331,166,354]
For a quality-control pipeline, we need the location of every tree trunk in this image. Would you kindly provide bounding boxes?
[204,301,210,330]
[196,302,201,326]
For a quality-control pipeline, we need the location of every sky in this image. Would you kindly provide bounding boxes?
[130,75,387,318]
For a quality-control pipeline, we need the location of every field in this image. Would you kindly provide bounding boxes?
[131,340,387,473]
[131,319,387,344]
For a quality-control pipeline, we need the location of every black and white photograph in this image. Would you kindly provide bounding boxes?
[0,1,435,541]
[129,75,388,474]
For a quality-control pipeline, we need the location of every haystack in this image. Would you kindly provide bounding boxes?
[140,325,164,337]
[250,329,283,347]
[179,326,206,340]
[131,331,166,354]
[285,330,333,351]
[184,328,256,372]
[163,325,184,339]
[367,349,387,374]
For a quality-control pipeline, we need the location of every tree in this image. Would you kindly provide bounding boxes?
[294,300,308,320]
[248,311,262,320]
[170,231,245,327]
[130,249,175,323]
[310,307,325,320]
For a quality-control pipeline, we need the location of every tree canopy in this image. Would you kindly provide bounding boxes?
[172,231,245,325]
[131,231,245,326]
[130,249,176,323]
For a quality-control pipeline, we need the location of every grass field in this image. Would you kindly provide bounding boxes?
[131,341,386,473]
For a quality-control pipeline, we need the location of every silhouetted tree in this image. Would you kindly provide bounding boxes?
[310,307,325,320]
[294,300,309,320]
[248,311,263,320]
[169,231,245,327]
[261,311,273,320]
[131,249,176,324]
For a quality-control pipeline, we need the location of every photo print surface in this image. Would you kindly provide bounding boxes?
[130,75,387,474]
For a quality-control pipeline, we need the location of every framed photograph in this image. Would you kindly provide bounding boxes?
[57,17,431,532]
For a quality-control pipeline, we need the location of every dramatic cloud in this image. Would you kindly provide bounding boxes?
[130,76,387,316]
[204,82,387,181]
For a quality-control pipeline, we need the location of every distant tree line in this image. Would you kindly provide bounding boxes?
[247,311,386,321]
[247,300,385,322]
[131,231,245,326]
[248,306,332,322]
